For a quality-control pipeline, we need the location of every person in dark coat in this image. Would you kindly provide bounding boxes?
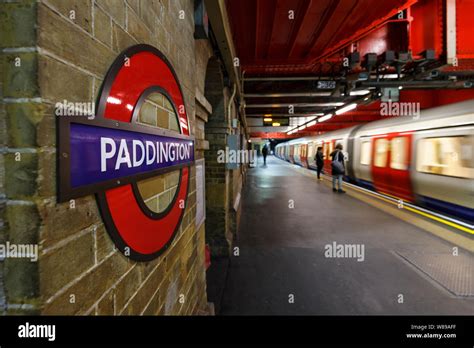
[314,146,324,180]
[330,143,345,193]
[262,144,269,165]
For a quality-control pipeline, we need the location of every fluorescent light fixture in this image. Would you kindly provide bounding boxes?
[318,113,333,122]
[350,90,370,96]
[398,86,403,90]
[272,122,281,127]
[264,118,272,122]
[307,120,317,127]
[335,103,357,115]
[378,74,405,79]
[298,125,306,130]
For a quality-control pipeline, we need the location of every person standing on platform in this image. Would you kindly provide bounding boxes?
[262,144,269,166]
[315,146,324,181]
[330,143,345,193]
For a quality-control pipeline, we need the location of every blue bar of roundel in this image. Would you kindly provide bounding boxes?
[70,123,194,188]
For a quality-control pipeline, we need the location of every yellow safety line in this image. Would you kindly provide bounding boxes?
[402,206,474,235]
[291,164,474,235]
[341,180,474,235]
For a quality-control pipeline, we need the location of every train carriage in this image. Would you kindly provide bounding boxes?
[275,99,474,223]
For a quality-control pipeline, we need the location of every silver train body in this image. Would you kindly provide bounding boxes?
[275,100,474,223]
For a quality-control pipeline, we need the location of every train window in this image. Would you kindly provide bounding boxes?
[360,141,371,165]
[390,137,408,170]
[323,142,329,158]
[416,136,474,179]
[374,138,388,167]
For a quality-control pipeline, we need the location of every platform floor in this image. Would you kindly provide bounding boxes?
[220,156,474,315]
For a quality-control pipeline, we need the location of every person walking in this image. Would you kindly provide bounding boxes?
[262,144,269,166]
[314,146,324,181]
[330,143,345,193]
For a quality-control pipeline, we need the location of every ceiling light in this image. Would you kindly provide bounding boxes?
[349,90,370,96]
[335,103,357,115]
[307,120,317,127]
[318,114,333,122]
[264,118,272,122]
[272,122,281,127]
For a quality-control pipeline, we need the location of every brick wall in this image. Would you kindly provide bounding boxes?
[0,0,214,315]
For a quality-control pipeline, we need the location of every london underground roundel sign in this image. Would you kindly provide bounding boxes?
[58,44,194,261]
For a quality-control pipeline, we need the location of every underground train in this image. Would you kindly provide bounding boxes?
[275,99,474,224]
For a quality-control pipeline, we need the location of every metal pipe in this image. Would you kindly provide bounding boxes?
[244,92,332,97]
[228,83,237,130]
[446,0,457,66]
[244,76,339,82]
[245,113,324,117]
[246,102,345,108]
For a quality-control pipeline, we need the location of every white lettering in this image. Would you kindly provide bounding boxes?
[18,322,56,342]
[115,139,132,170]
[132,140,145,167]
[101,137,116,172]
[100,138,193,173]
[146,141,156,165]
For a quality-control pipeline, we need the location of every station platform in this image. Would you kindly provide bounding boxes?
[219,156,474,315]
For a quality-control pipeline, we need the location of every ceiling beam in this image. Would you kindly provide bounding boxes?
[286,0,314,57]
[254,0,263,59]
[303,0,340,57]
[265,0,282,59]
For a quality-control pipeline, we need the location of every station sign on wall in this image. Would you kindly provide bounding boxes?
[58,44,194,261]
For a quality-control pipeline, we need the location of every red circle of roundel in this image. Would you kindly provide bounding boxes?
[95,45,190,261]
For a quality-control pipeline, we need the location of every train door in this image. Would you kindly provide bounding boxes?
[294,144,300,164]
[388,133,413,201]
[323,140,333,174]
[307,142,315,168]
[289,145,294,163]
[371,135,390,193]
[371,133,413,201]
[301,144,309,167]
